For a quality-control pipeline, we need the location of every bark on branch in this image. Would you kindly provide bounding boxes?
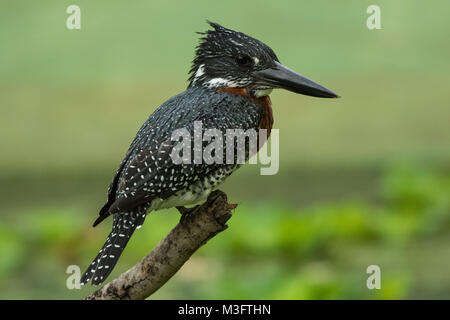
[84,190,235,300]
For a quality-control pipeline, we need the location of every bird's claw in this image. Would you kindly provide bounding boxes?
[177,205,200,225]
[176,205,199,215]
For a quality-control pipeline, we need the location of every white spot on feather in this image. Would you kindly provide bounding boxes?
[230,39,243,46]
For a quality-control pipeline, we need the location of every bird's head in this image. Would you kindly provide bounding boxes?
[188,21,338,99]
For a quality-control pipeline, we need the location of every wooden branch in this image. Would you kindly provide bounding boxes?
[84,190,235,300]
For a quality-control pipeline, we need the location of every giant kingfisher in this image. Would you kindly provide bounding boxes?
[80,22,338,285]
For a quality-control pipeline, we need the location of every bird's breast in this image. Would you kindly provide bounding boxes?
[217,87,273,138]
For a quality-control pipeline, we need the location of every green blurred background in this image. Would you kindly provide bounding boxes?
[1,0,449,299]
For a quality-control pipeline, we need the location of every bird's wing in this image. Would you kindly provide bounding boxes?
[97,120,153,219]
[96,90,203,224]
[94,88,262,225]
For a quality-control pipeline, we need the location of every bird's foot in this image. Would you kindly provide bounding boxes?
[177,205,200,225]
[176,205,200,215]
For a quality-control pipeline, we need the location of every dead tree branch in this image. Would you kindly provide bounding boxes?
[84,190,235,300]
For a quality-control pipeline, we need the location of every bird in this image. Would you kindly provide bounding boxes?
[80,21,338,286]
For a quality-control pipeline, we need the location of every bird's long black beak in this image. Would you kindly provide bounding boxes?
[253,61,339,98]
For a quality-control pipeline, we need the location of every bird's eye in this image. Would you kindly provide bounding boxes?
[235,54,252,66]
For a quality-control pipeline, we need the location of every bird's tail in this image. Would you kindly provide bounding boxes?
[80,206,148,286]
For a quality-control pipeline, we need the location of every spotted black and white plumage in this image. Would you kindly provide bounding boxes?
[189,22,279,93]
[80,86,264,285]
[80,206,147,285]
[80,21,338,286]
